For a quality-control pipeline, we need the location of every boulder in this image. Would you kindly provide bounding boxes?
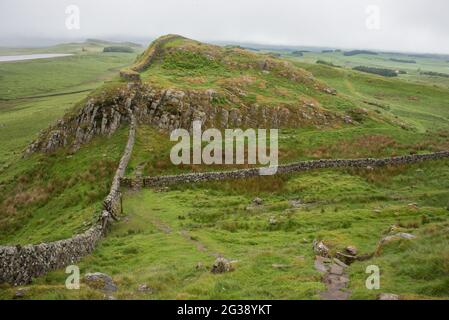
[313,240,330,258]
[378,293,400,300]
[381,233,416,245]
[335,251,357,265]
[211,257,233,274]
[84,272,117,292]
[345,246,358,256]
[137,284,152,293]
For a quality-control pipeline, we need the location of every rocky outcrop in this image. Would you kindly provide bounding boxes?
[120,151,449,188]
[25,83,342,155]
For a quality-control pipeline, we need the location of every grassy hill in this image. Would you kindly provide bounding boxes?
[0,35,448,300]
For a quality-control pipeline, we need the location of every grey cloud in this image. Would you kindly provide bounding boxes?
[0,0,448,53]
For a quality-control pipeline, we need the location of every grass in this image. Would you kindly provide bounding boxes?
[1,36,449,300]
[3,159,448,299]
[0,43,138,243]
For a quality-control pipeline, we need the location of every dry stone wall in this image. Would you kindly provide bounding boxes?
[0,113,136,286]
[124,151,449,188]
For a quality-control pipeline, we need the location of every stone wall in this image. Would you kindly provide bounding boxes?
[123,151,449,188]
[0,113,136,286]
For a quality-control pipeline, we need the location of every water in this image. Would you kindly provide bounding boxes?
[0,53,73,62]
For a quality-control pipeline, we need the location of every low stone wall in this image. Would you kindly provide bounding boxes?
[0,112,136,286]
[126,151,449,188]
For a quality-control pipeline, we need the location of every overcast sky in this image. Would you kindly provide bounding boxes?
[1,0,448,53]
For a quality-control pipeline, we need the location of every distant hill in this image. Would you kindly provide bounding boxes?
[344,50,378,56]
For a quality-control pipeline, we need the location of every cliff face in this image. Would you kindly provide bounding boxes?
[25,83,343,155]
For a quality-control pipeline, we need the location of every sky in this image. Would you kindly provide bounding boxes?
[1,0,448,54]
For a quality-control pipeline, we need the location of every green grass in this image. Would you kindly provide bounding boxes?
[1,36,449,300]
[0,44,138,243]
[3,159,448,299]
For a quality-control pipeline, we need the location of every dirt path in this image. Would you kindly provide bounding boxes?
[314,256,351,300]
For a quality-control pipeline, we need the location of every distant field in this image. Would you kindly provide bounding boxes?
[284,50,449,89]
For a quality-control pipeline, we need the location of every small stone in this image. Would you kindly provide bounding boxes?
[14,288,29,299]
[269,217,277,225]
[289,199,302,208]
[196,262,205,270]
[335,251,357,265]
[408,203,418,209]
[378,293,400,300]
[381,233,416,244]
[314,259,329,274]
[345,246,358,256]
[313,239,330,258]
[253,197,263,206]
[329,264,344,275]
[137,284,152,293]
[211,257,233,274]
[332,258,348,269]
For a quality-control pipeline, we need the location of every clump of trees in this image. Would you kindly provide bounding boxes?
[420,71,449,78]
[291,51,303,57]
[316,60,340,68]
[344,50,378,56]
[390,58,416,64]
[103,46,134,53]
[352,66,398,77]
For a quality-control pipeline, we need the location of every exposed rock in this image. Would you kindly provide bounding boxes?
[343,115,353,124]
[252,197,263,206]
[313,240,330,258]
[329,264,344,275]
[378,293,400,300]
[332,258,349,268]
[323,87,337,95]
[380,232,416,244]
[14,288,29,299]
[137,284,152,293]
[335,251,357,265]
[211,257,233,274]
[289,199,302,208]
[84,272,117,292]
[345,246,358,256]
[314,256,330,274]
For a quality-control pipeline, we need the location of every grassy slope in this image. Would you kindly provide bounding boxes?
[2,159,448,299]
[0,43,138,244]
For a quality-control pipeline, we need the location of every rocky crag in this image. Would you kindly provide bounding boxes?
[25,82,343,155]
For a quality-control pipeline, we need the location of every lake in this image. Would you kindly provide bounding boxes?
[0,53,73,62]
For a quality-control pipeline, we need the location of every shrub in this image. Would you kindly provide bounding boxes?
[353,66,398,77]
